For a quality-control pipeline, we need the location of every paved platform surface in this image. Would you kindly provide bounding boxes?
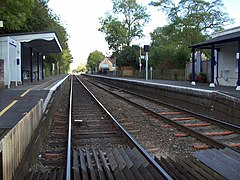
[0,75,67,129]
[100,75,240,99]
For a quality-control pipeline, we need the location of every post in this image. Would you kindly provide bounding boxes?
[144,45,150,81]
[30,47,33,82]
[209,44,215,87]
[150,67,153,80]
[191,47,196,85]
[139,45,142,72]
[236,39,240,90]
[37,52,39,81]
[146,52,148,80]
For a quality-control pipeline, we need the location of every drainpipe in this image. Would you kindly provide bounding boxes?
[236,39,240,90]
[209,44,215,87]
[191,47,196,85]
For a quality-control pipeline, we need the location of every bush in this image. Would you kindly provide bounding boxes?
[188,73,197,81]
[197,72,207,83]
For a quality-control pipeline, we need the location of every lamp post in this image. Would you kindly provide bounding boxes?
[139,45,142,72]
[144,45,150,80]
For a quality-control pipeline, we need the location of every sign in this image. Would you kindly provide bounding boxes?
[0,21,3,27]
[144,45,149,52]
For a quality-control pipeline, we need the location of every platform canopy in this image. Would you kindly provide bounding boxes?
[190,27,240,49]
[6,31,62,54]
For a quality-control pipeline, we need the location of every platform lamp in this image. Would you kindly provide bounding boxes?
[144,45,150,80]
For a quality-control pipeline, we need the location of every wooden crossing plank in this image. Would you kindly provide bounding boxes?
[166,157,195,180]
[108,151,126,180]
[179,160,205,180]
[125,147,154,180]
[98,149,115,180]
[41,171,49,180]
[182,158,215,180]
[210,149,240,170]
[119,148,144,180]
[221,148,240,161]
[56,168,64,180]
[48,169,57,180]
[154,157,182,180]
[161,157,187,180]
[73,150,80,180]
[93,148,106,180]
[112,148,135,180]
[193,149,239,179]
[125,147,142,169]
[79,149,89,180]
[86,149,97,180]
[189,156,225,180]
[132,147,164,180]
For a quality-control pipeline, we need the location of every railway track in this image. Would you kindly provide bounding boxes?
[25,75,171,179]
[83,77,240,153]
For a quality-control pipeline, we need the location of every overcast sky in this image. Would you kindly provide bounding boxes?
[48,0,240,70]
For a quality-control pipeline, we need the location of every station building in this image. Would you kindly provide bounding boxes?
[0,31,62,88]
[190,26,240,90]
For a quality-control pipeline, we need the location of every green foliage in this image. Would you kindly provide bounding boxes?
[149,0,233,70]
[149,27,189,69]
[99,0,150,52]
[0,0,34,33]
[75,62,86,73]
[86,50,105,72]
[150,0,234,33]
[116,45,140,69]
[197,72,207,82]
[0,0,72,73]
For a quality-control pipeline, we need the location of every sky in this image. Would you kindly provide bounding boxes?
[48,0,240,70]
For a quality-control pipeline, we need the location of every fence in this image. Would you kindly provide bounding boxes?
[133,69,185,80]
[0,100,43,180]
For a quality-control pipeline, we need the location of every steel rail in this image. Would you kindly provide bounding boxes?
[66,75,73,180]
[75,75,173,180]
[86,78,240,152]
[90,78,240,133]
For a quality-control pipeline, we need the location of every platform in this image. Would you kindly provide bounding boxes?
[111,76,240,99]
[0,75,68,130]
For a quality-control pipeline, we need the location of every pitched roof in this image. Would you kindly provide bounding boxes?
[191,27,240,49]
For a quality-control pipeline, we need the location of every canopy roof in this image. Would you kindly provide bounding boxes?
[191,27,240,49]
[1,31,62,54]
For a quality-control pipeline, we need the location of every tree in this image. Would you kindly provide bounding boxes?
[148,0,233,69]
[116,45,140,69]
[0,0,72,74]
[75,62,86,73]
[0,0,34,33]
[99,0,150,52]
[149,26,189,69]
[150,0,234,35]
[86,50,105,73]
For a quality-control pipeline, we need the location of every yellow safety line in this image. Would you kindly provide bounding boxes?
[20,78,54,97]
[20,89,31,97]
[0,100,18,117]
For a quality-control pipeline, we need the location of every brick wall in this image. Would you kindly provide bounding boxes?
[0,59,4,88]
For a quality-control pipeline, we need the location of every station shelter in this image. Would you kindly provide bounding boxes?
[190,26,240,90]
[0,31,62,88]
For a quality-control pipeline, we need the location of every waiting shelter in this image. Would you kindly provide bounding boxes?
[0,31,62,88]
[190,26,240,90]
